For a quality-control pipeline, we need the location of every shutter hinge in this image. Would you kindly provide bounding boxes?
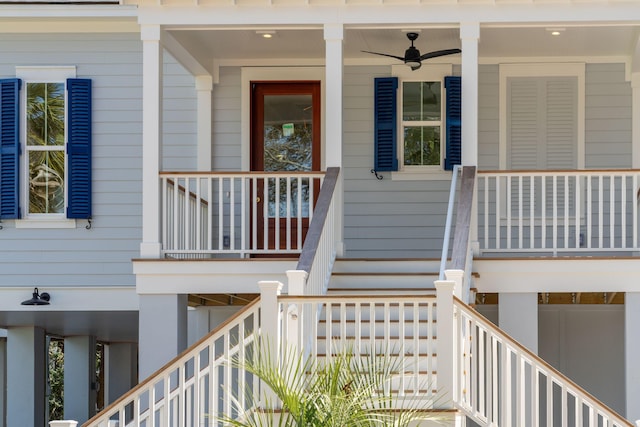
[370,169,384,180]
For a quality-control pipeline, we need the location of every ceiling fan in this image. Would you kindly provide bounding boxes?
[362,32,461,71]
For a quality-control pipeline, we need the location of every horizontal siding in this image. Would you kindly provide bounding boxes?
[0,33,144,287]
[585,63,631,168]
[212,67,242,171]
[162,51,197,171]
[478,64,500,170]
[343,65,452,258]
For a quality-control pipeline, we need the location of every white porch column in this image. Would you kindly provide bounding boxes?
[105,343,137,405]
[460,22,479,167]
[140,24,164,258]
[64,336,97,423]
[324,23,345,256]
[138,294,187,380]
[499,293,538,354]
[196,75,213,171]
[631,73,640,168]
[6,327,46,427]
[460,23,480,253]
[625,292,640,422]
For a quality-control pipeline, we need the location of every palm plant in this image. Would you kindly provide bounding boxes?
[221,340,445,427]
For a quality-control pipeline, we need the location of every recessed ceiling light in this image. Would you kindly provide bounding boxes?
[546,28,565,36]
[257,31,275,39]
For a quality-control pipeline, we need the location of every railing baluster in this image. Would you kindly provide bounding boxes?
[553,175,558,255]
[634,174,639,249]
[610,175,615,249]
[542,175,547,249]
[530,175,535,249]
[622,175,627,249]
[507,175,512,249]
[496,176,501,250]
[218,178,224,251]
[297,176,303,250]
[483,176,489,250]
[587,175,593,249]
[518,175,523,249]
[599,175,604,249]
[564,175,569,249]
[575,175,581,249]
[286,177,291,251]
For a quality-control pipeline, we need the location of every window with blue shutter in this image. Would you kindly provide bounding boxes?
[374,77,398,172]
[444,76,461,170]
[66,78,92,219]
[0,78,21,219]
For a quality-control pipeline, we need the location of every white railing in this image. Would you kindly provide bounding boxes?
[279,294,439,402]
[83,300,261,427]
[478,170,640,254]
[288,167,340,297]
[161,171,325,257]
[454,298,634,427]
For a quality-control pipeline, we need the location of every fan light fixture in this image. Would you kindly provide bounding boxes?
[362,32,461,71]
[21,287,50,306]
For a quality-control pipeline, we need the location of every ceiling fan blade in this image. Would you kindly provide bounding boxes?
[419,48,461,61]
[361,50,405,61]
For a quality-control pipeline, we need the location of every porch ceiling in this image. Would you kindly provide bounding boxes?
[167,25,640,72]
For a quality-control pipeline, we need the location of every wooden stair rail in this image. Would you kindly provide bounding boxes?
[451,165,476,271]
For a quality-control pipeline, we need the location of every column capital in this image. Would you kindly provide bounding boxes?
[324,23,344,41]
[460,22,480,40]
[141,24,161,42]
[195,75,213,91]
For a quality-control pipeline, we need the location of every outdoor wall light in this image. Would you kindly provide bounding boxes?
[21,287,50,306]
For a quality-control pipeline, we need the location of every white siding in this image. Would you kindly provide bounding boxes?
[0,33,143,287]
[478,65,500,170]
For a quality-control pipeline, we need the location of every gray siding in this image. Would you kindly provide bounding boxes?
[212,67,242,171]
[342,66,451,258]
[585,63,632,168]
[478,64,500,170]
[162,52,197,171]
[0,33,143,286]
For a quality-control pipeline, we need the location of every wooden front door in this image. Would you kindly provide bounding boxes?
[250,81,321,251]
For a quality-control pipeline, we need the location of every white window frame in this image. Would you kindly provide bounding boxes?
[391,64,453,181]
[15,66,76,229]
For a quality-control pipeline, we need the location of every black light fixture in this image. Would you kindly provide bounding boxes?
[21,287,50,306]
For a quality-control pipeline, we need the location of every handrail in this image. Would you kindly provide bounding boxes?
[454,297,634,427]
[439,165,461,280]
[296,167,340,274]
[450,166,476,270]
[83,298,261,427]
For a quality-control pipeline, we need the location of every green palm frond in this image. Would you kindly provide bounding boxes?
[220,338,448,427]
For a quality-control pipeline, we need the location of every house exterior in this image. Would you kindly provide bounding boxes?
[1,0,640,425]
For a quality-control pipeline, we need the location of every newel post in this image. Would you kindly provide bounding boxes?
[258,280,282,395]
[286,270,308,353]
[435,279,456,409]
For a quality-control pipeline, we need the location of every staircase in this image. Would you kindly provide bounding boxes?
[83,267,633,427]
[83,166,633,427]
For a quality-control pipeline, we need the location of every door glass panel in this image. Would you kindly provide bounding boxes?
[263,94,313,217]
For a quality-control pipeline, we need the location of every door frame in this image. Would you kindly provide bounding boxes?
[241,67,325,171]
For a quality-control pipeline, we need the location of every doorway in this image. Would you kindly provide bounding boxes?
[250,81,321,251]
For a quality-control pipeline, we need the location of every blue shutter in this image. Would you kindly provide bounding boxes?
[66,78,92,219]
[374,77,398,172]
[444,76,461,171]
[0,78,21,219]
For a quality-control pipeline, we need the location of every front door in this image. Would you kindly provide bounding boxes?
[250,81,321,251]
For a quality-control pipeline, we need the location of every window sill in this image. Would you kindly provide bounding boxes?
[15,219,77,229]
[391,170,452,181]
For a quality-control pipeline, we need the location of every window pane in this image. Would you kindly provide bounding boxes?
[404,126,441,166]
[29,150,65,214]
[402,81,441,121]
[27,83,65,147]
[263,94,313,172]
